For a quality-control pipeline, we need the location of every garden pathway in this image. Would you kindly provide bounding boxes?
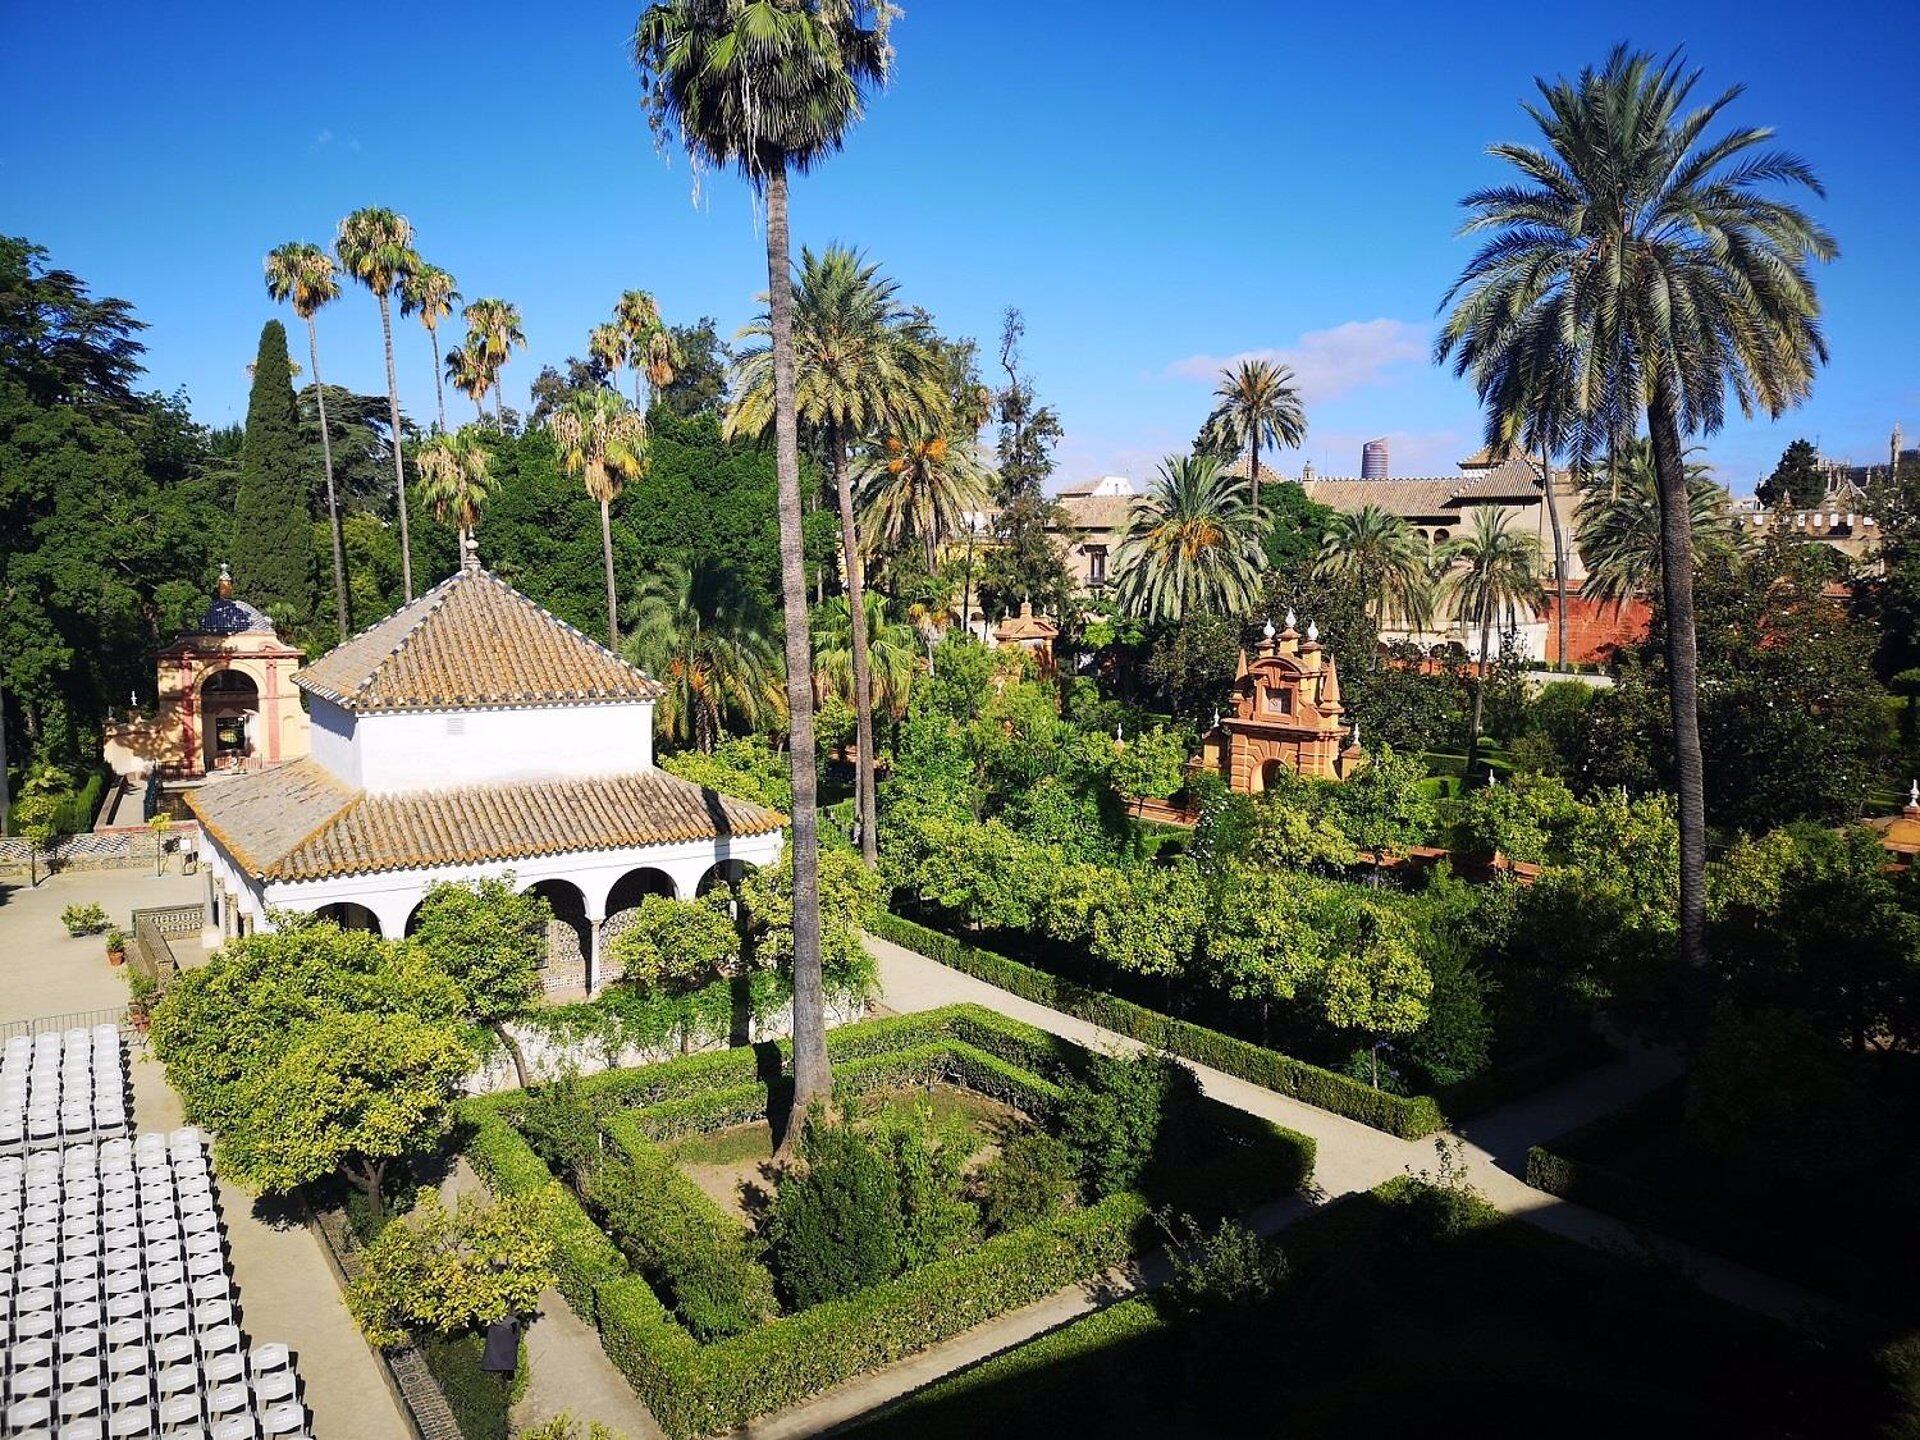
[734,933,1847,1437]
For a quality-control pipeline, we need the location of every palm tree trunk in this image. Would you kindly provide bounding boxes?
[599,498,619,651]
[430,326,447,434]
[1466,604,1490,774]
[1249,436,1261,523]
[1648,378,1709,985]
[764,157,830,1149]
[378,294,413,601]
[1539,445,1569,667]
[495,381,506,428]
[307,318,350,639]
[829,428,880,867]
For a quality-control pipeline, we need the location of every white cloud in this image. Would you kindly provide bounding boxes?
[313,128,333,148]
[1165,319,1429,406]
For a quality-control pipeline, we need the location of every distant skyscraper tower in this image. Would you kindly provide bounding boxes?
[1361,438,1389,478]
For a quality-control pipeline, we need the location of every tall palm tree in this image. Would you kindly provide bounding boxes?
[635,0,894,1136]
[614,290,678,411]
[1113,453,1265,623]
[1437,47,1834,975]
[549,389,648,650]
[415,425,497,554]
[626,559,785,753]
[399,262,462,434]
[811,592,919,723]
[1442,508,1543,772]
[1577,437,1744,608]
[264,241,350,638]
[444,342,494,422]
[589,322,630,398]
[335,207,421,600]
[728,245,944,865]
[1312,505,1435,643]
[856,432,992,574]
[1203,358,1307,522]
[463,298,526,425]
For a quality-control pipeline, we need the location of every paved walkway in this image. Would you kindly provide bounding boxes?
[0,866,201,1021]
[734,934,1847,1438]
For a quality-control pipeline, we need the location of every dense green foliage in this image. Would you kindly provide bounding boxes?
[347,1192,556,1347]
[231,320,315,626]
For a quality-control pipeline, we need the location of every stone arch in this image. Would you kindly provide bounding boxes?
[523,878,590,959]
[199,667,260,772]
[695,858,758,898]
[314,901,382,936]
[1256,757,1290,794]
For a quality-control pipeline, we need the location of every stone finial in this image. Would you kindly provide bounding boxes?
[1284,608,1298,632]
[1306,620,1319,644]
[1350,720,1361,747]
[461,531,482,571]
[1115,723,1125,742]
[1263,616,1276,641]
[1211,710,1221,730]
[217,562,234,599]
[1907,779,1919,817]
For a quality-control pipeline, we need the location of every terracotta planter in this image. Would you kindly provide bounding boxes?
[107,949,126,968]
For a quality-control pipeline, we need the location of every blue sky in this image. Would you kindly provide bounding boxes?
[3,1,1913,494]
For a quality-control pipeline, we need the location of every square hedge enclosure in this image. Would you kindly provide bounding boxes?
[459,1004,1316,1438]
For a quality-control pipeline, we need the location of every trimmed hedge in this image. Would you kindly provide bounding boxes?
[871,913,1446,1139]
[462,1003,1315,1438]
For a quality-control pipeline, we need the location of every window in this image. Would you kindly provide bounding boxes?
[1086,546,1108,586]
[445,715,466,737]
[1264,686,1292,715]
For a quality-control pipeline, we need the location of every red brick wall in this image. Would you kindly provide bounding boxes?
[1543,589,1649,665]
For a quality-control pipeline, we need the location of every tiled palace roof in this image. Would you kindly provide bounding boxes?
[187,759,784,881]
[295,566,663,713]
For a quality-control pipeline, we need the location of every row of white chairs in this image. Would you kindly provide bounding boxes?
[1,1028,128,1152]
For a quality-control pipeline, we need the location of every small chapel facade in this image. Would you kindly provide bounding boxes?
[1196,614,1365,791]
[186,555,786,993]
[103,566,310,782]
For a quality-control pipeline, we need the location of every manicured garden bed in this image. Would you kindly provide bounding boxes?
[841,1178,1908,1439]
[460,1004,1315,1438]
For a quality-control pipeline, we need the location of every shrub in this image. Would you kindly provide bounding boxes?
[978,1131,1076,1233]
[767,1113,907,1308]
[1157,1212,1289,1320]
[1058,1052,1202,1199]
[515,1075,605,1182]
[583,1140,775,1341]
[871,1101,977,1267]
[608,894,740,993]
[418,1331,523,1440]
[62,903,110,937]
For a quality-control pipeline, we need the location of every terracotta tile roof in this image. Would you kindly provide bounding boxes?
[994,602,1059,642]
[187,758,783,881]
[294,566,663,714]
[1053,495,1134,532]
[1448,457,1547,500]
[1303,478,1464,519]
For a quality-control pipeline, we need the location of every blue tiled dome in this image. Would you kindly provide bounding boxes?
[198,565,275,635]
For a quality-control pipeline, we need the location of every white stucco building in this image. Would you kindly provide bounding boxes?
[187,555,785,993]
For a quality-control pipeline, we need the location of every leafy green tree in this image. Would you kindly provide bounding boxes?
[13,763,64,885]
[659,317,731,418]
[979,308,1075,629]
[222,1010,472,1223]
[636,0,895,1141]
[347,1192,556,1347]
[231,320,315,627]
[1144,613,1239,724]
[1203,359,1306,522]
[608,894,739,991]
[660,735,793,811]
[741,845,883,993]
[1758,438,1826,512]
[335,207,421,599]
[407,877,549,1089]
[1110,726,1190,802]
[265,241,350,637]
[811,592,919,729]
[1261,480,1337,578]
[1439,46,1836,980]
[149,919,465,1135]
[1325,743,1437,864]
[1114,455,1265,623]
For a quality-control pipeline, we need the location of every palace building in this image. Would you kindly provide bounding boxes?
[1196,613,1365,791]
[186,550,786,994]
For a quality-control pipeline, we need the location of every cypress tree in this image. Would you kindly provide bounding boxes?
[232,319,315,627]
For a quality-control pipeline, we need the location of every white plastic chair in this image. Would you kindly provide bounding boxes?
[212,1418,256,1440]
[247,1372,295,1407]
[60,1418,106,1440]
[107,1407,154,1439]
[204,1385,249,1420]
[200,1354,246,1388]
[106,1344,150,1379]
[156,1365,199,1398]
[7,1397,54,1432]
[156,1396,202,1435]
[196,1325,241,1357]
[257,1404,303,1439]
[191,1300,234,1331]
